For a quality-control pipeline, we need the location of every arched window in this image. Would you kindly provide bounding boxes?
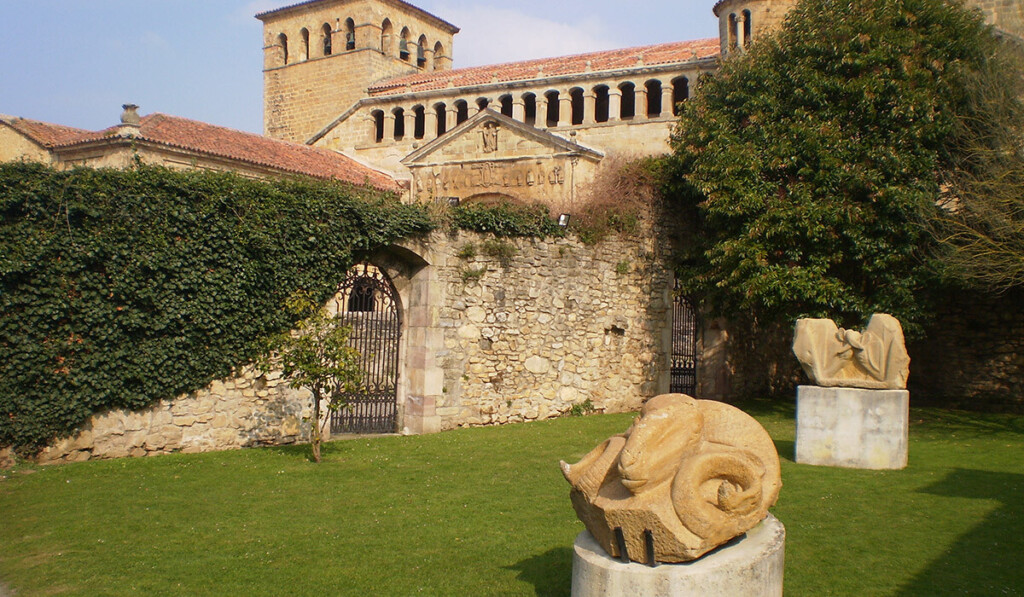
[545,90,560,127]
[618,82,636,119]
[278,33,289,65]
[381,19,393,55]
[522,93,537,125]
[671,76,689,116]
[499,94,513,117]
[371,110,385,143]
[728,14,738,49]
[417,34,428,68]
[412,105,425,139]
[392,107,405,140]
[455,100,469,124]
[645,80,663,117]
[742,10,752,47]
[569,88,584,125]
[322,23,333,56]
[433,41,445,69]
[476,97,490,111]
[300,28,310,61]
[399,27,411,61]
[593,85,610,123]
[434,102,447,136]
[345,18,356,51]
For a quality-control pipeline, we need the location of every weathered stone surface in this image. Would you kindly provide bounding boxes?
[795,385,909,469]
[561,394,781,563]
[571,515,785,597]
[793,313,910,389]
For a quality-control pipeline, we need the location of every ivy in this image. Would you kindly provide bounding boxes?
[452,201,565,238]
[0,163,432,454]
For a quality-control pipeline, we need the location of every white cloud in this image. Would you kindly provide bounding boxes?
[439,6,619,68]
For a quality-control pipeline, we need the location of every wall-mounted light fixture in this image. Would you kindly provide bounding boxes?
[447,196,461,207]
[557,213,571,227]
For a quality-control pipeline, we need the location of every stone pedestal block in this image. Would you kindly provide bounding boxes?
[795,385,909,469]
[571,515,785,597]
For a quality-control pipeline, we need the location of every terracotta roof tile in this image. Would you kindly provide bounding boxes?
[0,116,94,147]
[368,38,720,96]
[30,113,398,191]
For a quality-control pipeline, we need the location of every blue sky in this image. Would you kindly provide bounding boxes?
[0,1,719,134]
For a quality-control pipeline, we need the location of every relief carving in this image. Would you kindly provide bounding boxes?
[792,313,910,389]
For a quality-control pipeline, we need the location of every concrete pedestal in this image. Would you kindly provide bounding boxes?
[795,385,909,469]
[570,515,785,597]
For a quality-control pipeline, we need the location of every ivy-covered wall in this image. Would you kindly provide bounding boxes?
[0,163,433,455]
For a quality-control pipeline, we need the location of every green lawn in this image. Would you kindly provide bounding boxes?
[1,404,1022,596]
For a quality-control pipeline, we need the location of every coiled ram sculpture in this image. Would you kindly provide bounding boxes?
[561,394,781,564]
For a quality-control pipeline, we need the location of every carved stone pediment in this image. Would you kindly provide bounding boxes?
[401,109,601,206]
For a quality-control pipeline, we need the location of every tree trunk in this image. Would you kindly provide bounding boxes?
[311,389,322,463]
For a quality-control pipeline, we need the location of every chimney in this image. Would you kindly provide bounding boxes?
[117,104,141,137]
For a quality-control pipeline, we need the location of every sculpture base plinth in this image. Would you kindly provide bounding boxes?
[795,385,909,469]
[570,515,785,597]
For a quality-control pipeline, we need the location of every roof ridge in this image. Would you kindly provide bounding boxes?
[368,37,720,94]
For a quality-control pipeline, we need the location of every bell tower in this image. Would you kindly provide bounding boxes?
[257,0,459,143]
[713,0,799,57]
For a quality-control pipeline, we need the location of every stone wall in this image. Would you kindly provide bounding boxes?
[36,368,315,464]
[909,287,1024,412]
[966,0,1024,38]
[31,223,690,463]
[426,228,675,428]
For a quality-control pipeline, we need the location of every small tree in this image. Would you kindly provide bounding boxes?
[258,291,361,463]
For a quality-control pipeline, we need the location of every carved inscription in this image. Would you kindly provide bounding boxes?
[415,162,566,196]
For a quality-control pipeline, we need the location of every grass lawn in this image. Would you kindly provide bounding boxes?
[1,403,1022,596]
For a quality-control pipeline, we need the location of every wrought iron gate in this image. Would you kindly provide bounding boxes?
[329,263,401,434]
[670,282,699,396]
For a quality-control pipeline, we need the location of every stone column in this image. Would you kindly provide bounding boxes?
[402,258,444,435]
[737,14,747,50]
[608,90,622,122]
[384,113,397,142]
[635,87,648,120]
[662,85,676,117]
[560,94,573,126]
[583,92,596,125]
[537,96,549,127]
[401,110,414,140]
[446,106,459,130]
[425,110,438,139]
[367,115,379,144]
[424,48,435,71]
[512,100,525,122]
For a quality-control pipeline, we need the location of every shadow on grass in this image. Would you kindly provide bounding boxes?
[505,546,573,597]
[897,468,1024,595]
[908,409,1024,437]
[773,439,795,462]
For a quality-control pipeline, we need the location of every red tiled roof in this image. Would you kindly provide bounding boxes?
[368,38,720,96]
[0,116,93,147]
[11,112,398,190]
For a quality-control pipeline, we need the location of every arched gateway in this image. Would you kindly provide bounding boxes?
[328,263,402,433]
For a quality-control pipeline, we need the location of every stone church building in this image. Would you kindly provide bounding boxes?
[2,0,1020,462]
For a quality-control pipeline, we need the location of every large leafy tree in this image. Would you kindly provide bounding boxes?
[670,0,1009,332]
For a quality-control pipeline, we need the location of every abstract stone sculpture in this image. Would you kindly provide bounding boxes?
[792,313,910,390]
[561,394,781,564]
